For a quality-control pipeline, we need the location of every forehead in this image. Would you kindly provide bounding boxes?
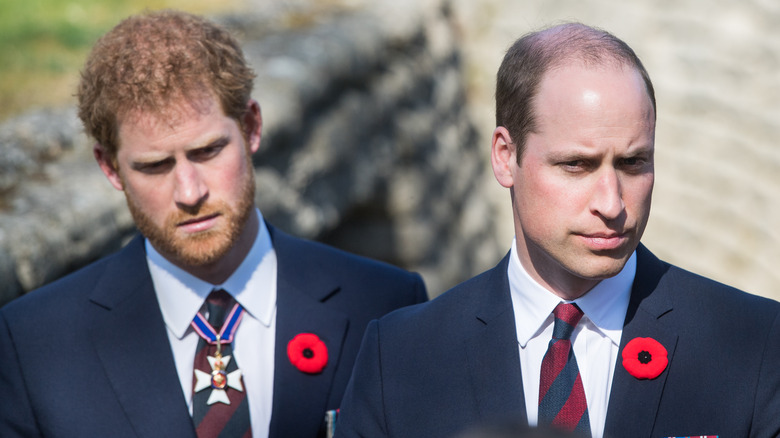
[116,96,229,152]
[121,95,218,130]
[533,62,655,133]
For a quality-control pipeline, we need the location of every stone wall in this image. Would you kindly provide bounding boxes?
[4,0,779,306]
[0,0,503,306]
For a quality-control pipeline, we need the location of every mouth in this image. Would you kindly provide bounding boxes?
[176,213,220,234]
[578,231,630,251]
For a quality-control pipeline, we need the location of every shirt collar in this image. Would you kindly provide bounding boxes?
[147,208,277,339]
[508,238,635,348]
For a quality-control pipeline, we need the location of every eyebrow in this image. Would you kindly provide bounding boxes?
[130,155,174,171]
[546,149,597,162]
[129,135,233,170]
[192,135,230,151]
[547,142,654,160]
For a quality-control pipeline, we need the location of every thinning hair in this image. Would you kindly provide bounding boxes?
[77,10,256,158]
[495,22,656,162]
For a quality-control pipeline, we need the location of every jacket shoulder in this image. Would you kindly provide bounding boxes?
[375,255,510,337]
[271,225,425,290]
[2,236,145,317]
[636,244,780,327]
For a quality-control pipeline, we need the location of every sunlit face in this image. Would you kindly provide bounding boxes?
[96,95,262,278]
[492,62,655,299]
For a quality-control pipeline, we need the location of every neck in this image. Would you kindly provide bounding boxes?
[544,279,598,301]
[514,235,601,301]
[530,259,599,300]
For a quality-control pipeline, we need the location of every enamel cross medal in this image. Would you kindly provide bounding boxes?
[191,302,246,405]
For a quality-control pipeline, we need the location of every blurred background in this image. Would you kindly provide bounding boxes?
[1,0,779,304]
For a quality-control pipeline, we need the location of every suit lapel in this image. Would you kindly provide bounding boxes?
[462,245,680,435]
[88,236,196,438]
[267,226,348,438]
[464,254,528,425]
[603,245,678,438]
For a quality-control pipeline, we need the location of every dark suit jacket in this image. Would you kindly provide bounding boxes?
[0,223,427,438]
[335,244,780,438]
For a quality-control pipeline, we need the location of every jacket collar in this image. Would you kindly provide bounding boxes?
[267,224,348,438]
[603,244,678,437]
[467,244,678,434]
[464,253,529,425]
[88,235,197,438]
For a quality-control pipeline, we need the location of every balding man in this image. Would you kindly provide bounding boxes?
[335,23,780,438]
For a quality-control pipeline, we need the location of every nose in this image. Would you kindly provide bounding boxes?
[590,168,625,220]
[173,161,208,210]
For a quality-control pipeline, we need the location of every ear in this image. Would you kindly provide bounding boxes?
[93,143,124,191]
[243,99,263,154]
[491,126,517,189]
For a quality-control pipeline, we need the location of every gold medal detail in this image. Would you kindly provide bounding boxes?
[190,302,247,406]
[212,370,227,389]
[194,353,244,405]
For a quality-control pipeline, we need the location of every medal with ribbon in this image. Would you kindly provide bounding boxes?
[191,302,246,405]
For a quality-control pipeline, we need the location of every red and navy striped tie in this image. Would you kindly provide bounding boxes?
[192,290,252,438]
[538,302,590,436]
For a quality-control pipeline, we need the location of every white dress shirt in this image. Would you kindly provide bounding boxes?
[147,209,277,437]
[508,238,634,438]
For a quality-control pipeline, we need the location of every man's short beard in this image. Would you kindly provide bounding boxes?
[126,167,256,268]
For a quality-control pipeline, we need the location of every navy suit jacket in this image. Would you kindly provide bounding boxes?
[0,223,427,438]
[335,244,780,438]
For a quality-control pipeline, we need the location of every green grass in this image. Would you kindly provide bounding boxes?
[0,0,243,121]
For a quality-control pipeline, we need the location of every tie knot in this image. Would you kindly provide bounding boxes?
[203,289,236,328]
[552,303,583,340]
[207,289,233,306]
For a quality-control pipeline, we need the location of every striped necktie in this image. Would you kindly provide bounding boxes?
[192,289,252,438]
[538,302,591,436]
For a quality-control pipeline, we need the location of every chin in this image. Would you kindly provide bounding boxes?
[151,229,236,267]
[177,240,234,266]
[567,251,630,280]
[585,259,630,280]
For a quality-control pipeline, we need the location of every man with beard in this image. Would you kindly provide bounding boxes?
[0,10,426,438]
[335,23,780,438]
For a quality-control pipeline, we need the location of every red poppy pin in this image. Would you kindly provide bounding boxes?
[287,333,328,374]
[622,337,668,379]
